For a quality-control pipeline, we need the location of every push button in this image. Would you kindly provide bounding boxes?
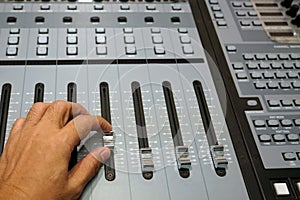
[268,100,280,107]
[281,119,293,127]
[94,5,104,10]
[259,134,271,142]
[180,36,191,44]
[178,28,188,33]
[96,46,107,55]
[254,82,266,89]
[267,119,279,127]
[282,152,297,161]
[124,36,135,44]
[67,36,77,44]
[8,36,19,45]
[67,28,77,34]
[146,5,156,10]
[273,134,285,142]
[36,46,48,56]
[226,45,237,52]
[95,36,106,44]
[154,46,165,55]
[39,28,49,34]
[279,82,291,89]
[38,36,48,45]
[236,72,247,79]
[151,28,161,33]
[273,183,290,196]
[10,28,20,34]
[95,28,105,34]
[123,28,133,33]
[125,46,136,55]
[182,45,194,54]
[152,35,163,44]
[286,133,299,141]
[67,47,78,55]
[6,47,18,56]
[253,120,265,127]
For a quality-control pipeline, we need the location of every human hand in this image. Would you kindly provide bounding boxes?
[0,101,111,200]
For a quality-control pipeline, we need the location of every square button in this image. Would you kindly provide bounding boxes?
[180,36,191,44]
[96,46,107,55]
[152,35,163,44]
[6,47,18,56]
[182,45,194,54]
[67,47,78,55]
[124,36,135,44]
[125,46,136,55]
[96,36,106,44]
[39,28,49,34]
[273,183,290,196]
[10,28,20,34]
[95,28,105,34]
[151,28,161,33]
[36,46,48,56]
[8,36,19,45]
[67,28,77,34]
[38,36,48,45]
[123,28,133,33]
[154,46,165,55]
[67,36,77,44]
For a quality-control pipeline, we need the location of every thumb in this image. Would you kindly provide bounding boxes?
[68,147,111,195]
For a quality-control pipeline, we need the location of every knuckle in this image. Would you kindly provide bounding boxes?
[52,100,68,110]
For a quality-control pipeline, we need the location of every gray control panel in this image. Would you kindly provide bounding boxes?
[0,1,249,199]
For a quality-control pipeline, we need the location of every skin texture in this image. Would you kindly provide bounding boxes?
[0,101,112,200]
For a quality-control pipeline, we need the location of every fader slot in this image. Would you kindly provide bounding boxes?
[0,84,11,155]
[131,81,154,180]
[67,82,77,170]
[99,82,116,181]
[34,83,44,103]
[193,81,228,176]
[162,81,191,178]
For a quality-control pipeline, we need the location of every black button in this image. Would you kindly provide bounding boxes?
[90,16,100,23]
[35,16,45,23]
[118,16,127,23]
[7,17,17,24]
[171,17,180,23]
[144,16,154,23]
[63,16,72,23]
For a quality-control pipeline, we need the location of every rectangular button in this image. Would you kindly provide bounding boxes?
[10,28,20,34]
[94,5,103,10]
[67,47,78,55]
[123,28,133,33]
[38,36,48,44]
[125,46,136,55]
[40,4,50,10]
[39,28,49,34]
[67,28,77,34]
[67,36,77,44]
[151,28,161,33]
[8,36,19,45]
[124,36,135,44]
[182,45,194,54]
[180,36,191,44]
[178,28,188,33]
[152,35,163,44]
[96,36,106,44]
[154,46,165,55]
[95,28,105,34]
[146,5,156,10]
[96,46,107,55]
[273,183,290,196]
[6,47,18,56]
[36,46,48,56]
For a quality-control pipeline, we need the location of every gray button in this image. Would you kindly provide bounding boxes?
[266,54,277,60]
[267,82,278,89]
[236,72,247,79]
[290,53,300,60]
[67,28,77,34]
[273,134,285,142]
[95,28,105,34]
[279,82,291,89]
[259,134,271,142]
[182,45,194,54]
[253,120,265,127]
[146,5,156,10]
[8,36,19,45]
[39,28,49,34]
[178,28,188,33]
[287,72,298,78]
[283,62,294,69]
[96,36,106,44]
[214,12,224,19]
[152,35,163,44]
[36,46,48,56]
[244,2,253,7]
[247,100,258,106]
[6,47,18,56]
[232,2,242,7]
[263,72,274,79]
[255,54,265,60]
[236,11,246,17]
[96,46,107,55]
[247,63,258,69]
[211,5,221,11]
[10,28,20,34]
[259,62,269,69]
[251,72,262,79]
[278,53,289,60]
[124,36,135,44]
[67,36,77,44]
[275,72,286,79]
[232,63,243,69]
[254,82,266,89]
[123,28,133,33]
[271,62,282,69]
[268,100,280,107]
[154,46,165,55]
[281,119,293,127]
[13,4,23,10]
[151,28,161,33]
[294,119,300,126]
[67,5,77,10]
[248,11,257,16]
[283,152,296,160]
[294,62,300,69]
[125,45,136,55]
[180,36,191,44]
[226,45,237,52]
[267,120,279,127]
[38,36,48,44]
[294,99,300,106]
[120,4,130,10]
[94,5,104,10]
[40,4,50,10]
[281,100,293,106]
[67,47,78,55]
[287,134,299,141]
[172,5,182,11]
[240,20,251,26]
[209,0,218,4]
[216,20,227,26]
[243,53,254,60]
[292,81,300,88]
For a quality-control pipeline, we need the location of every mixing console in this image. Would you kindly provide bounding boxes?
[0,0,299,199]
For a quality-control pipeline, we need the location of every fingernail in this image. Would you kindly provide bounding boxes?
[100,148,111,162]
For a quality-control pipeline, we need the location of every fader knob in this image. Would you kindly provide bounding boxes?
[281,0,293,8]
[286,4,299,17]
[291,15,300,27]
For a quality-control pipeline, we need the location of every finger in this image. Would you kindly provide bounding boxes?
[61,115,112,150]
[25,102,51,126]
[3,118,26,153]
[41,101,89,128]
[67,147,110,197]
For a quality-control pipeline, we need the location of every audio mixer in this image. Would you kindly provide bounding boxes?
[0,0,299,199]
